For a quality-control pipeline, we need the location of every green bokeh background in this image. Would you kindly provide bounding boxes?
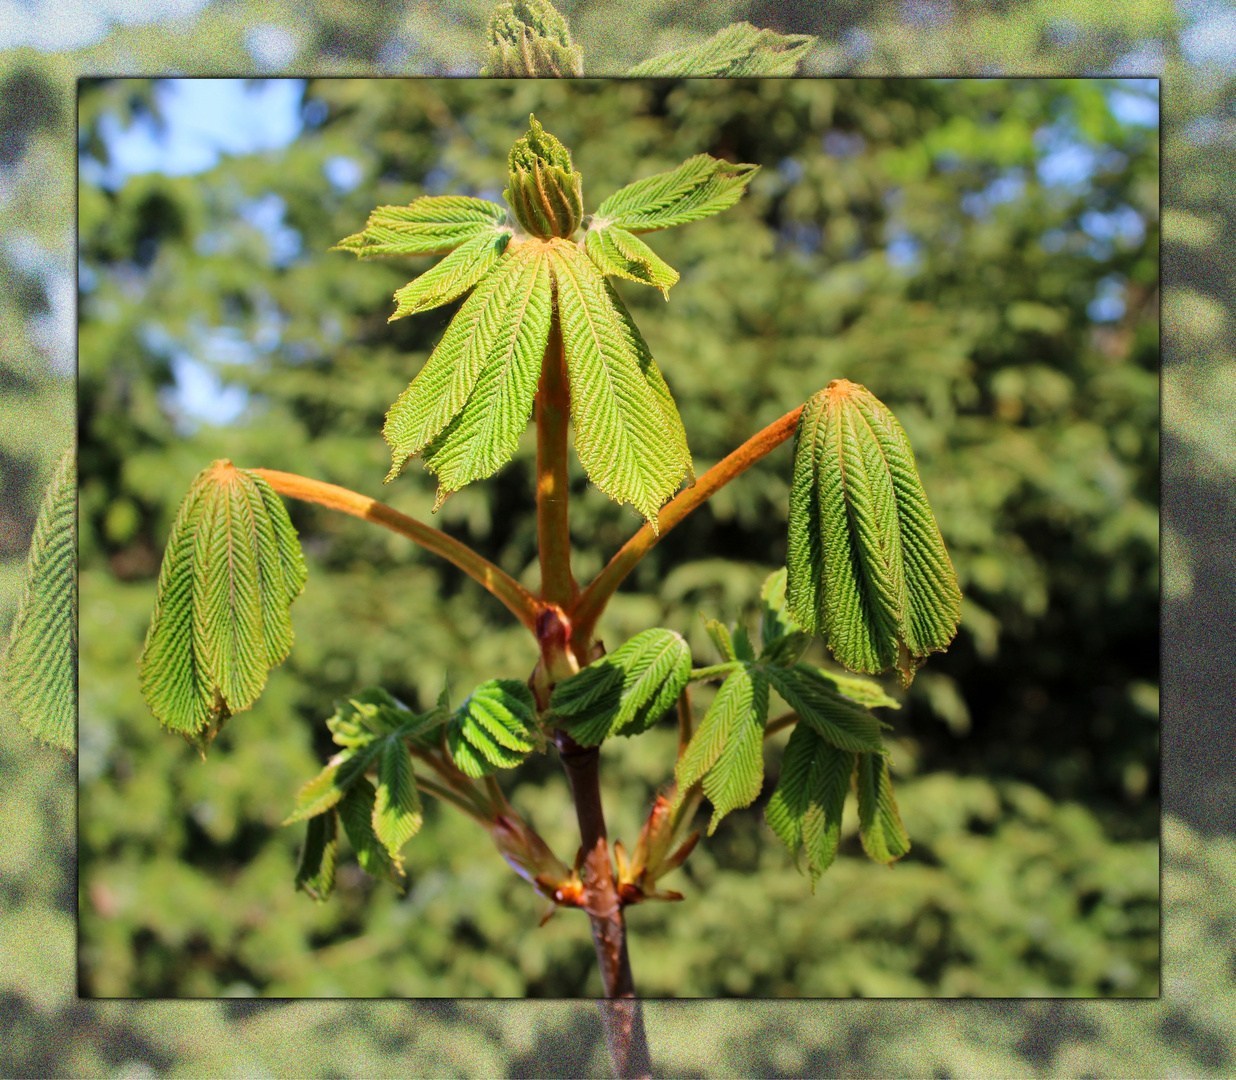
[0,0,1224,1075]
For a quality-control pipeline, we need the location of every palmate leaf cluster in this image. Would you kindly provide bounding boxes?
[552,569,909,887]
[338,119,759,526]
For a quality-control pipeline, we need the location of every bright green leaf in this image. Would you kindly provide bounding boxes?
[389,230,511,321]
[373,737,423,864]
[583,225,679,297]
[550,628,692,745]
[338,778,401,881]
[855,752,911,864]
[1,445,76,750]
[675,664,769,834]
[549,242,692,529]
[786,380,961,686]
[138,461,307,750]
[446,679,540,778]
[765,721,854,889]
[284,758,347,824]
[626,22,815,77]
[420,244,553,507]
[334,196,509,259]
[703,617,737,662]
[594,154,760,233]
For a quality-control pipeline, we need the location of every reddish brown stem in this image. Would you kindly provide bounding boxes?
[252,468,540,631]
[536,302,579,614]
[569,404,804,652]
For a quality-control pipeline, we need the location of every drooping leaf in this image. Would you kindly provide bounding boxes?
[334,196,509,259]
[786,380,961,686]
[675,664,769,834]
[338,778,400,881]
[855,752,911,864]
[420,243,553,507]
[383,253,523,482]
[139,460,307,750]
[295,810,338,902]
[446,679,540,778]
[815,668,901,712]
[593,154,760,234]
[389,230,511,321]
[549,242,692,528]
[373,737,423,865]
[550,628,692,745]
[483,0,583,77]
[583,225,679,297]
[626,22,816,77]
[765,721,854,889]
[1,445,76,750]
[763,664,886,754]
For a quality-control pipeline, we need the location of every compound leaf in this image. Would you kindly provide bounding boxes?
[786,380,961,686]
[627,22,815,77]
[855,751,911,864]
[764,722,853,890]
[675,663,769,834]
[338,778,400,881]
[1,445,76,750]
[335,196,509,259]
[420,244,553,506]
[551,242,691,528]
[594,154,760,233]
[139,461,307,750]
[389,230,511,321]
[551,628,692,745]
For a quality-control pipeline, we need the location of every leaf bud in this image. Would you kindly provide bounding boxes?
[484,0,583,78]
[504,115,584,240]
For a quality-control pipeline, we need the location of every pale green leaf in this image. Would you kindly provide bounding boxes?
[815,668,901,711]
[764,722,853,890]
[593,154,760,233]
[855,752,911,864]
[583,225,679,297]
[703,617,737,662]
[675,664,769,834]
[294,810,338,902]
[550,628,692,745]
[373,737,423,864]
[1,446,76,750]
[446,679,540,778]
[334,196,509,259]
[383,254,524,482]
[764,664,886,753]
[626,22,815,77]
[420,244,553,506]
[139,461,307,749]
[786,380,961,686]
[389,230,511,321]
[284,759,347,824]
[551,242,691,527]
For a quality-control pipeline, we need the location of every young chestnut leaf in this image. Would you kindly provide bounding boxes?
[340,117,758,528]
[1,445,76,750]
[786,380,961,686]
[138,460,307,753]
[550,628,692,746]
[626,22,816,77]
[294,809,339,902]
[446,679,541,778]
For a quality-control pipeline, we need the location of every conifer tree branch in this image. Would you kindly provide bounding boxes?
[570,404,805,649]
[250,469,540,631]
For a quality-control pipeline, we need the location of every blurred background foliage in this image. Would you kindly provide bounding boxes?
[0,0,1224,1076]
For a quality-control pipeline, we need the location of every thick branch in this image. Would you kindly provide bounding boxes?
[536,304,578,611]
[569,404,804,649]
[251,468,540,631]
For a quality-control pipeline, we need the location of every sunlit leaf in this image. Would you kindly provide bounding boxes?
[446,679,540,778]
[373,737,423,864]
[583,224,679,297]
[764,664,886,753]
[855,751,911,864]
[334,195,509,259]
[1,445,76,750]
[389,230,511,321]
[786,379,961,685]
[138,460,307,751]
[627,22,815,77]
[594,154,760,233]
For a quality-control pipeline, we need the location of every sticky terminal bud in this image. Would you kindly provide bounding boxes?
[504,115,584,240]
[485,0,584,78]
